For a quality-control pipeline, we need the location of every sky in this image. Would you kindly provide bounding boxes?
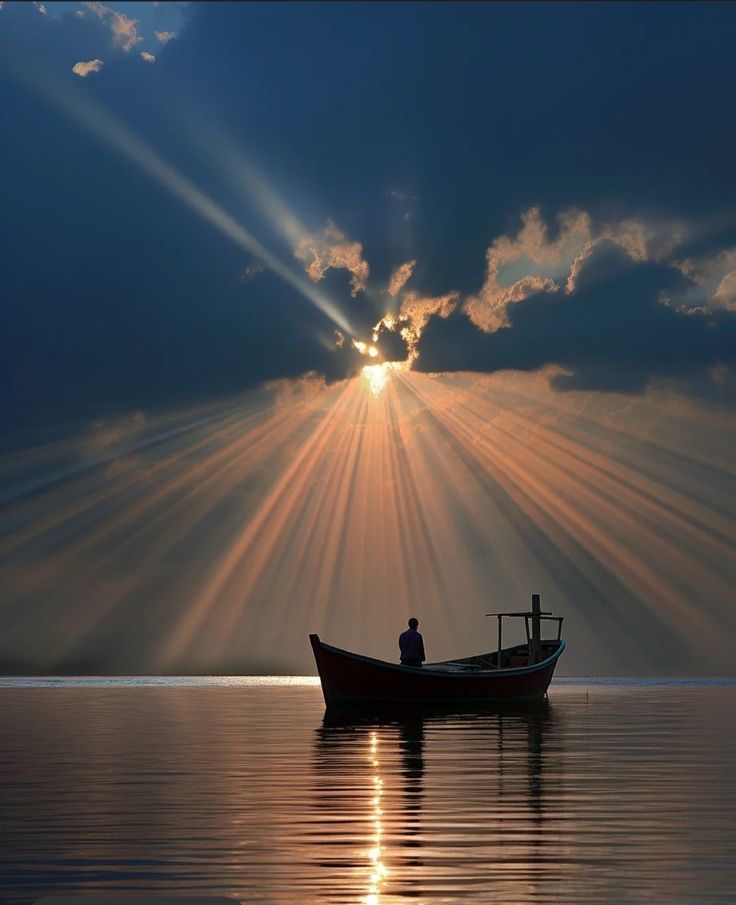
[0,1,735,675]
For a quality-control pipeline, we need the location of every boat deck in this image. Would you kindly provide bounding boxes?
[427,642,562,673]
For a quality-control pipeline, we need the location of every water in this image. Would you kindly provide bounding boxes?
[1,679,734,904]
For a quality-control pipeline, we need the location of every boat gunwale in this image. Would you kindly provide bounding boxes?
[312,635,566,679]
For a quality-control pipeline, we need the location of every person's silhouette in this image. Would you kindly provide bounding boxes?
[399,618,426,667]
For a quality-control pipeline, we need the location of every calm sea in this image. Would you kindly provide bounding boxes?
[0,678,734,904]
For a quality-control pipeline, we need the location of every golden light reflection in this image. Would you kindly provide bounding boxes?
[365,731,388,904]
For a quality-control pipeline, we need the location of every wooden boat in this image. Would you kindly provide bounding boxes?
[310,594,565,709]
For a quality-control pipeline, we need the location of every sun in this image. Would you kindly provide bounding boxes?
[352,326,411,396]
[362,363,390,396]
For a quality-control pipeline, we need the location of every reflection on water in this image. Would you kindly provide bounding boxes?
[367,731,387,903]
[314,703,554,903]
[0,681,735,903]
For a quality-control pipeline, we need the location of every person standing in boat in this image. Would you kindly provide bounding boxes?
[399,618,426,668]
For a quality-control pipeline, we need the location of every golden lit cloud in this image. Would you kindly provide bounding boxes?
[465,207,690,332]
[397,290,459,361]
[387,259,415,296]
[72,58,103,78]
[83,1,143,53]
[294,220,370,297]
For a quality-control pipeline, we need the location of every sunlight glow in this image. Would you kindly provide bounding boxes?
[362,364,390,396]
[352,327,411,396]
[0,371,734,675]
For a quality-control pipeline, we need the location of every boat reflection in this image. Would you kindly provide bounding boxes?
[312,701,555,901]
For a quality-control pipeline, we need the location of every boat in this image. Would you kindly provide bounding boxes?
[310,594,565,709]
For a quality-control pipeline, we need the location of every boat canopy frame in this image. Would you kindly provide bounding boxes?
[485,593,564,667]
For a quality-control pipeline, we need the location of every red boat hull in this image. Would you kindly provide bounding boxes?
[310,634,565,708]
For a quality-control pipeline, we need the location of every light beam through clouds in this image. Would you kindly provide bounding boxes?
[1,372,733,676]
[3,56,355,337]
[178,116,372,305]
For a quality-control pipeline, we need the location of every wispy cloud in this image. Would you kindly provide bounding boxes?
[294,220,369,297]
[386,188,417,202]
[87,411,146,453]
[33,1,47,14]
[387,259,415,297]
[72,58,104,78]
[155,30,175,44]
[140,51,156,63]
[239,260,265,283]
[713,270,736,310]
[386,188,417,222]
[83,1,142,53]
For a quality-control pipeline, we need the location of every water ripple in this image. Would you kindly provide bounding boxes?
[0,683,734,903]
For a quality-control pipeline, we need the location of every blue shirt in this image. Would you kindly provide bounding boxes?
[399,628,426,661]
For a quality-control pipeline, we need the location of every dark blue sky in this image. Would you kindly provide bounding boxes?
[2,1,735,441]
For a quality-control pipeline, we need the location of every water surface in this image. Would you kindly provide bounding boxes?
[0,679,734,904]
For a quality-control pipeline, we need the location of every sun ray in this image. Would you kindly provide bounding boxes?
[0,371,733,675]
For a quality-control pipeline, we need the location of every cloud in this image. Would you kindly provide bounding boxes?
[675,247,736,312]
[155,30,175,44]
[72,58,104,78]
[87,410,146,453]
[713,271,736,310]
[239,260,265,282]
[372,289,458,367]
[83,1,142,52]
[464,207,591,332]
[386,188,417,222]
[464,207,689,333]
[264,371,330,412]
[294,220,369,297]
[386,188,417,202]
[416,240,736,396]
[140,51,156,63]
[387,259,415,297]
[33,1,47,14]
[465,273,558,333]
[400,289,458,338]
[2,0,734,431]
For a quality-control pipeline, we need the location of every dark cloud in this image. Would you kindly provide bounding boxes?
[1,1,736,443]
[415,241,736,395]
